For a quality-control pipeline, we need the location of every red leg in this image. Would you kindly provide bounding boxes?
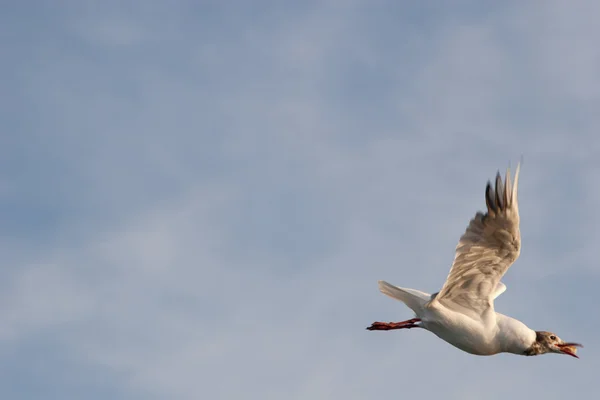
[366,318,421,331]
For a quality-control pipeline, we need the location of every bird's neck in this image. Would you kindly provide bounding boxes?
[523,331,546,356]
[495,313,537,354]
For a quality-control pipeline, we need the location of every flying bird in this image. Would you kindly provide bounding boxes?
[367,164,582,358]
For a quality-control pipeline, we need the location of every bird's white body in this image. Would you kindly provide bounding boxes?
[422,300,501,355]
[378,280,536,356]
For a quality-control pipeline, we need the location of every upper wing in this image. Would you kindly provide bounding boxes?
[433,164,521,317]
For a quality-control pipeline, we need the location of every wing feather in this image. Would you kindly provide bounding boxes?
[433,164,521,316]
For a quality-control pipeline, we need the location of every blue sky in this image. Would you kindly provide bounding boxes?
[2,1,600,399]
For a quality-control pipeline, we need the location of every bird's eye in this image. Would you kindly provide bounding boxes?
[550,335,556,340]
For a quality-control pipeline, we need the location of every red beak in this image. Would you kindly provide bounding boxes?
[557,342,583,359]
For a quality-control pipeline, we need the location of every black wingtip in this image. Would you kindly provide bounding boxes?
[485,182,497,214]
[495,172,504,210]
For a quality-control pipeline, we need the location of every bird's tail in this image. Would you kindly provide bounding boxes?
[378,280,431,315]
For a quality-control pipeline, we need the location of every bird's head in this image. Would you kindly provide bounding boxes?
[525,331,583,358]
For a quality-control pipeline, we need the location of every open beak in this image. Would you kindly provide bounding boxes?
[557,342,583,359]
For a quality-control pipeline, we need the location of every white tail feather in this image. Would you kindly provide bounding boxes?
[378,280,431,315]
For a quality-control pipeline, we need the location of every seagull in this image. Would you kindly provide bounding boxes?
[367,164,583,358]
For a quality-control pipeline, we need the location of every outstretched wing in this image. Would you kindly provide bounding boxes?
[433,164,521,317]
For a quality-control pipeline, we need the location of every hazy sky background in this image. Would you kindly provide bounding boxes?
[2,1,600,399]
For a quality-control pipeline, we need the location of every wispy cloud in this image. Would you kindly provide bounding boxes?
[2,1,599,399]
